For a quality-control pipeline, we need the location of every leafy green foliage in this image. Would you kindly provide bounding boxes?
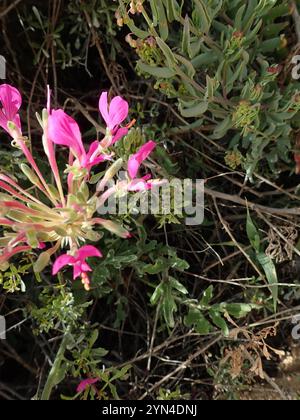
[184,286,260,337]
[246,210,279,312]
[119,0,298,178]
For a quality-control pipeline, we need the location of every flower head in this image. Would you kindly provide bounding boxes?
[0,85,160,291]
[53,245,103,291]
[99,92,129,147]
[48,110,108,174]
[99,92,129,131]
[0,84,22,136]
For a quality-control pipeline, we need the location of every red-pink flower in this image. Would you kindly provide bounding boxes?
[81,140,109,172]
[0,84,22,136]
[77,378,99,393]
[52,245,102,290]
[127,141,156,191]
[48,110,107,172]
[99,92,129,146]
[128,141,156,179]
[48,109,85,159]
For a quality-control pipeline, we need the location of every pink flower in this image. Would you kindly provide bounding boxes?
[48,109,85,159]
[81,140,109,172]
[128,141,156,179]
[99,92,129,146]
[48,110,107,173]
[52,245,103,291]
[77,378,99,393]
[0,84,22,136]
[126,141,156,191]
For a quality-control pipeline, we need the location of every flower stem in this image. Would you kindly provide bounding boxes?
[41,330,71,400]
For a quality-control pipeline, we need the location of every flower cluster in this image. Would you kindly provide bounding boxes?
[0,84,159,291]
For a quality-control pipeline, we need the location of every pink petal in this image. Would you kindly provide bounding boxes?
[0,84,22,119]
[99,92,110,127]
[0,84,22,133]
[77,245,103,261]
[52,254,75,275]
[108,96,129,129]
[99,92,129,131]
[128,179,150,192]
[127,157,140,180]
[73,264,84,280]
[82,141,106,171]
[136,141,156,161]
[77,378,99,393]
[48,110,85,159]
[128,141,156,179]
[86,141,100,159]
[80,262,92,273]
[111,127,128,145]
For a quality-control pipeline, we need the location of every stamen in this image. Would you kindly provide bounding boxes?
[81,272,91,291]
[126,119,136,130]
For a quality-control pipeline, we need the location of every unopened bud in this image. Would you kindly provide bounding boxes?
[97,158,123,192]
[126,34,137,48]
[129,2,136,14]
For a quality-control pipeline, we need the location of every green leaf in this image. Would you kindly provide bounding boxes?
[157,0,169,40]
[91,347,109,359]
[170,255,190,271]
[169,277,188,295]
[162,0,181,21]
[191,52,219,69]
[193,0,211,34]
[212,116,232,139]
[32,6,44,29]
[209,309,229,336]
[234,4,247,30]
[246,209,261,252]
[155,37,177,68]
[150,283,164,306]
[175,54,196,78]
[112,254,138,266]
[179,100,208,118]
[144,259,168,274]
[257,252,278,312]
[258,38,281,53]
[205,75,220,100]
[162,283,177,328]
[200,285,214,307]
[184,308,211,334]
[127,19,149,39]
[137,61,177,78]
[182,15,192,58]
[150,0,159,26]
[218,303,260,319]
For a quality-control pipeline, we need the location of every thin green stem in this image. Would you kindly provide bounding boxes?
[41,330,71,400]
